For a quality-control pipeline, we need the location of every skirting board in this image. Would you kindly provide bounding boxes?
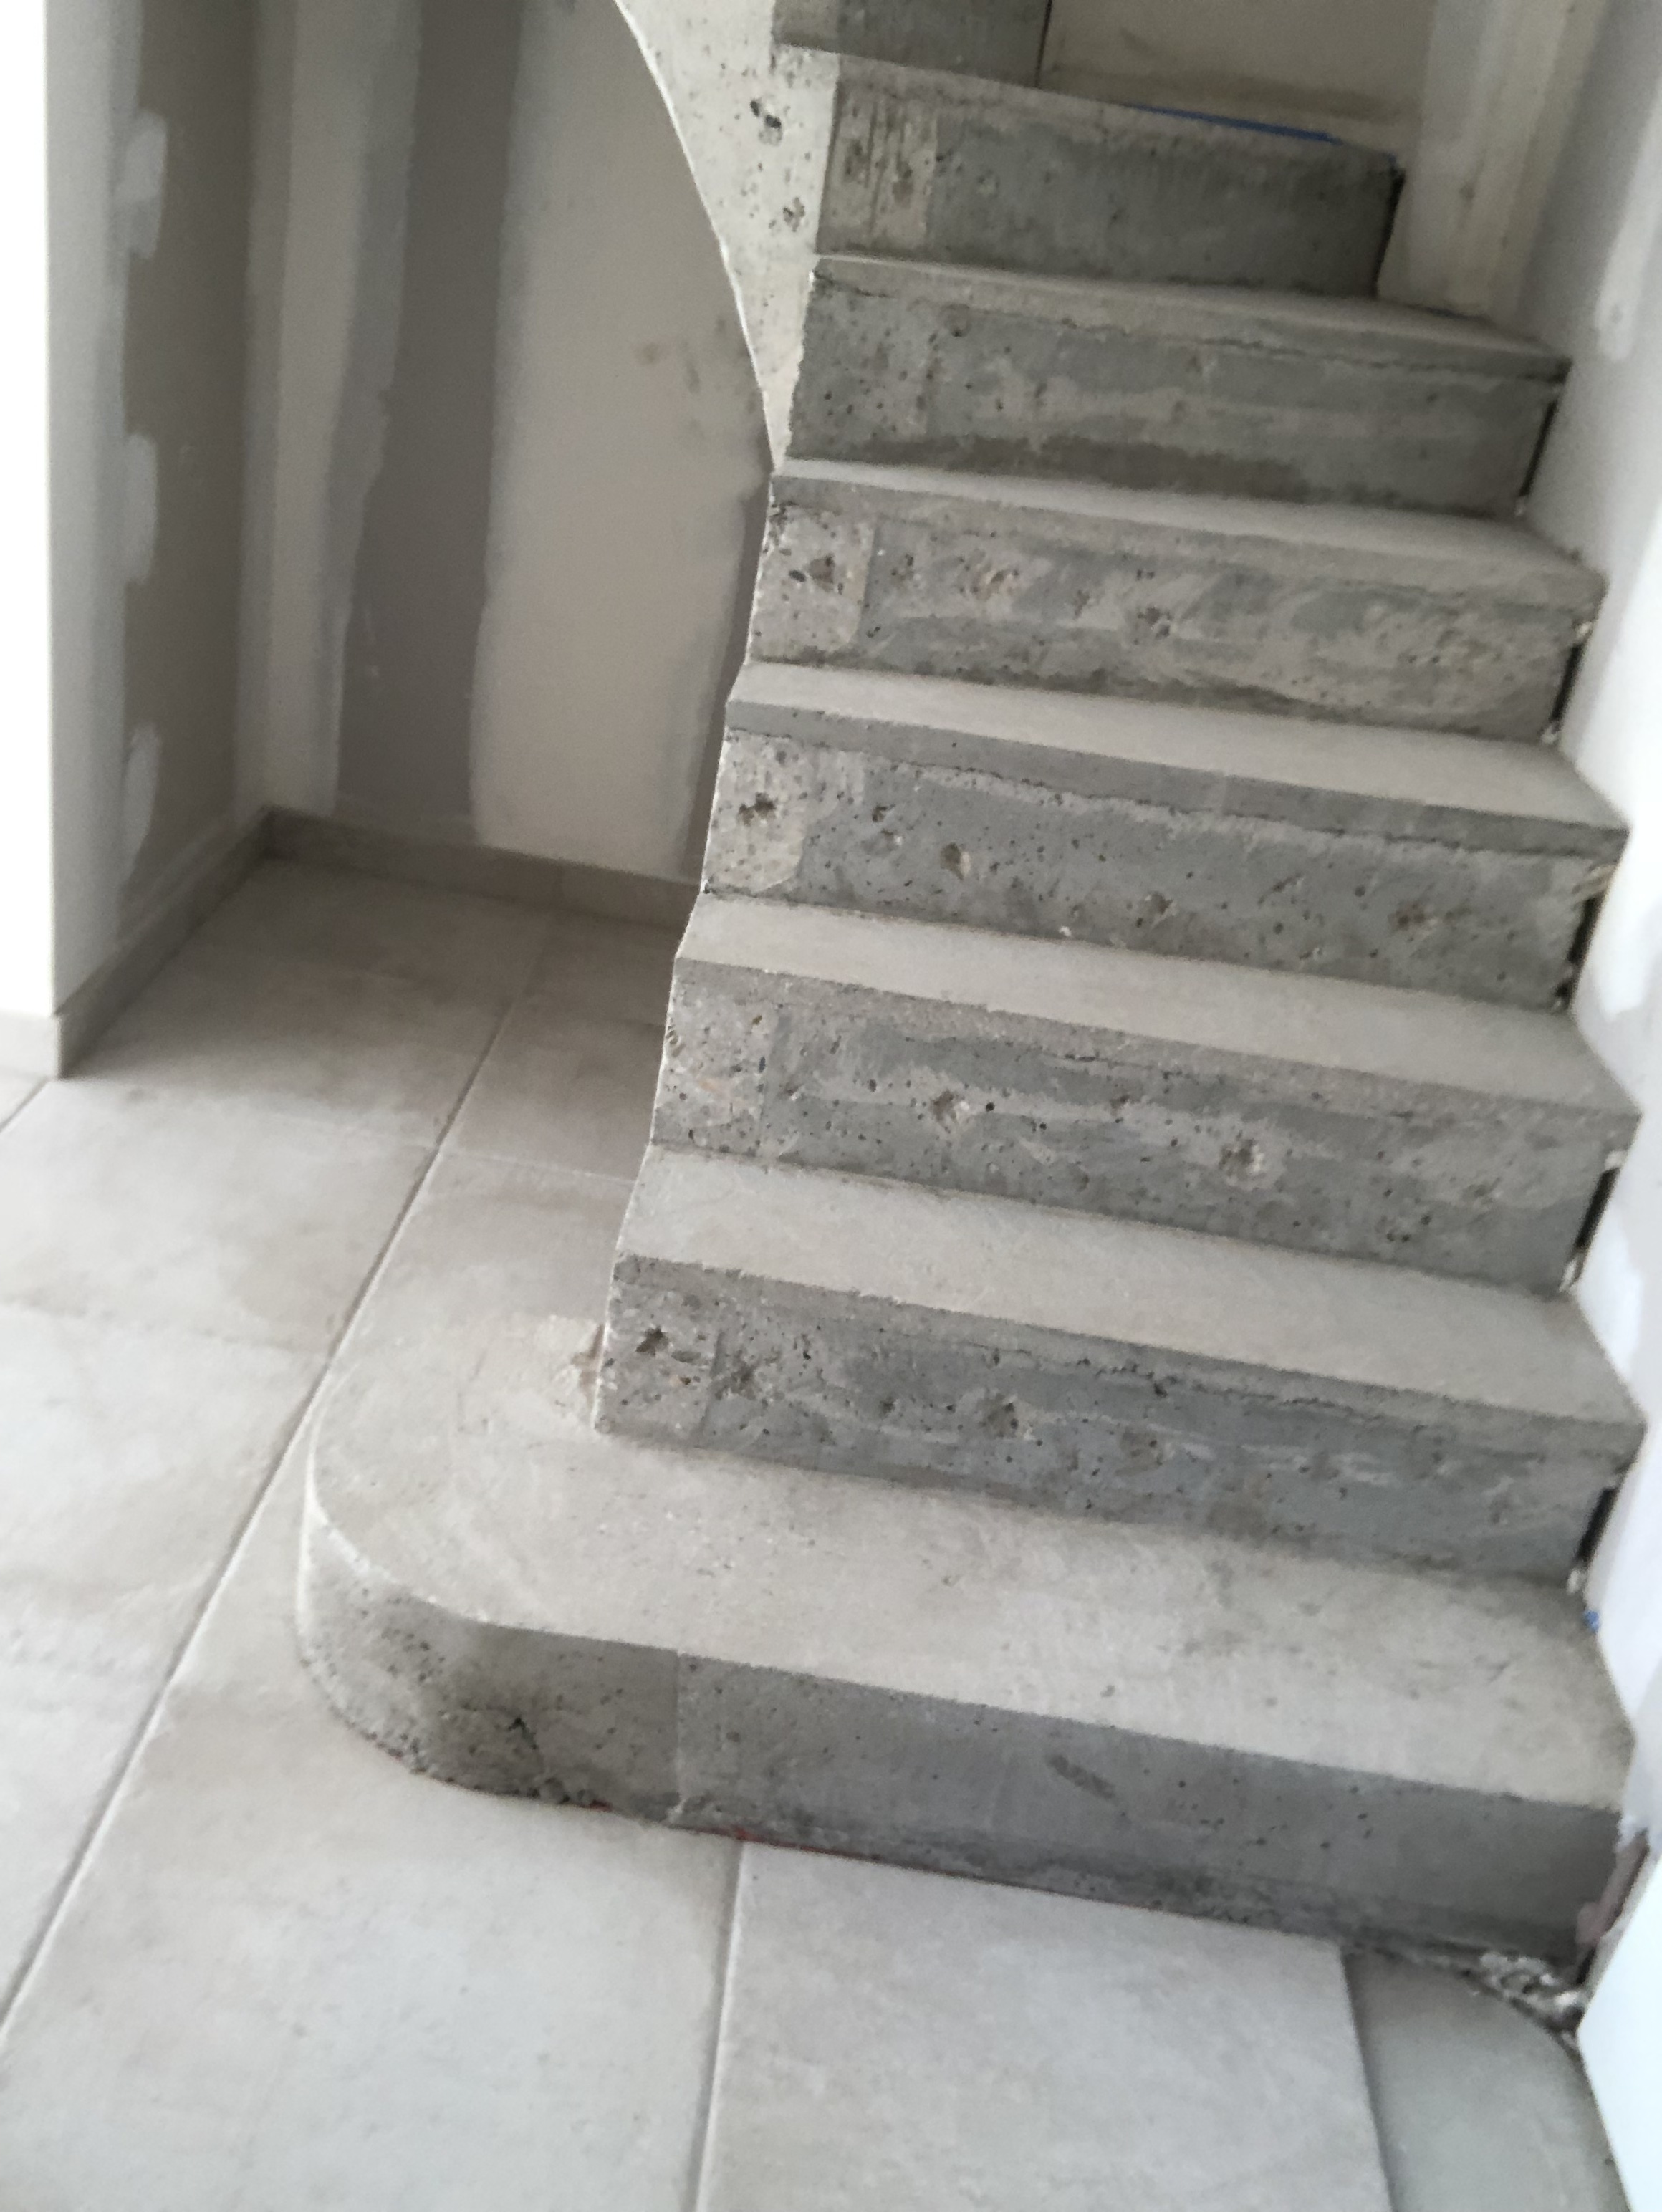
[265,809,699,928]
[0,809,694,1082]
[0,814,267,1079]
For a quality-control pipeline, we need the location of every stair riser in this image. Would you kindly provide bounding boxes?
[777,0,1049,84]
[791,274,1557,516]
[301,1506,1614,1964]
[751,494,1595,741]
[597,1266,1626,1580]
[822,72,1397,294]
[660,964,1626,1292]
[706,726,1610,1008]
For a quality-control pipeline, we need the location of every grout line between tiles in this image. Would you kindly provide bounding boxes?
[0,929,552,2037]
[0,1083,43,1138]
[685,1841,747,2212]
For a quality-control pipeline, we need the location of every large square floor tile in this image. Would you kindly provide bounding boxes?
[0,1467,736,2212]
[698,1848,1391,2212]
[341,1147,631,1362]
[0,1304,315,2001]
[448,1001,663,1178]
[0,1083,426,1350]
[528,912,680,1025]
[85,943,500,1142]
[193,860,549,1004]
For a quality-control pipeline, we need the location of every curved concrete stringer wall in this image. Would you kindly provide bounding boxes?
[609,0,838,461]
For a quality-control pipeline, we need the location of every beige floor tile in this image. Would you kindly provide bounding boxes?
[527,910,681,1025]
[341,1148,631,1363]
[0,1082,426,1351]
[85,942,500,1143]
[448,1001,663,1178]
[0,1304,316,2001]
[193,859,550,1004]
[698,1847,1390,2212]
[0,1464,735,2212]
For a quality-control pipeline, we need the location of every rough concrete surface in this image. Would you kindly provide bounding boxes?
[751,461,1604,740]
[790,255,1562,514]
[661,894,1634,1289]
[821,60,1398,293]
[303,1292,1627,1958]
[598,1150,1640,1577]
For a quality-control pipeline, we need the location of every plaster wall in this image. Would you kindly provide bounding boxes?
[1519,3,1662,2183]
[246,0,769,885]
[1524,0,1662,1759]
[1037,0,1436,155]
[0,1,54,1039]
[0,0,258,1069]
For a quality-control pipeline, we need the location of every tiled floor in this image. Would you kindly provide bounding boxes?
[0,860,1628,2209]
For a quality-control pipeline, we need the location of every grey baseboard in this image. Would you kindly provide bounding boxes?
[266,809,699,929]
[10,814,267,1079]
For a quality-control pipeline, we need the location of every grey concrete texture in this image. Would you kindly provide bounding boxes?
[708,665,1623,1009]
[706,724,1615,1009]
[790,256,1565,516]
[749,462,1604,741]
[1348,1954,1629,2212]
[302,1314,1628,1961]
[820,60,1398,294]
[597,1150,1641,1580]
[774,0,1049,85]
[661,896,1635,1292]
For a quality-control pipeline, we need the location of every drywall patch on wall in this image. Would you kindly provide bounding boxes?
[256,0,421,816]
[120,0,257,920]
[336,0,524,838]
[45,0,140,1003]
[469,0,771,880]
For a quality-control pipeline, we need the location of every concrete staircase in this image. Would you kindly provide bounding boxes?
[302,8,1643,1963]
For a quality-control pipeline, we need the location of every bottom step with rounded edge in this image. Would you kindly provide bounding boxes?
[300,1297,1628,1963]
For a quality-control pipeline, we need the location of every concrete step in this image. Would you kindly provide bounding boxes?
[820,60,1398,295]
[302,1316,1629,1960]
[752,461,1603,741]
[708,664,1624,1009]
[597,1148,1641,1582]
[663,894,1635,1293]
[790,255,1565,518]
[776,0,1049,85]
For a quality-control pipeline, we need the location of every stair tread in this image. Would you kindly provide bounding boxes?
[777,457,1601,603]
[832,53,1397,187]
[620,1147,1640,1434]
[308,1322,1625,1814]
[813,253,1565,380]
[726,662,1623,850]
[681,893,1634,1118]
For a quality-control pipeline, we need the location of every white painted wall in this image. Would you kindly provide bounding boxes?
[1383,0,1612,317]
[470,0,769,880]
[1038,0,1436,153]
[0,0,56,1060]
[1518,0,1662,2188]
